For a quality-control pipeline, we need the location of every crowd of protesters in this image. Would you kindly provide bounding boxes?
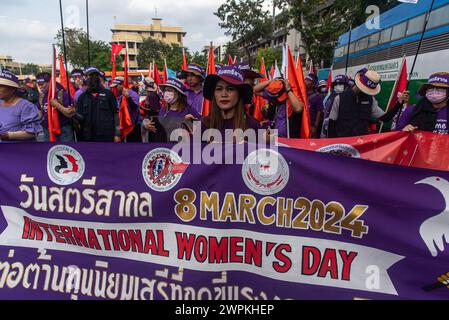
[0,61,448,143]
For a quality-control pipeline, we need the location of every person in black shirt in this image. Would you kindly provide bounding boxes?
[75,67,121,142]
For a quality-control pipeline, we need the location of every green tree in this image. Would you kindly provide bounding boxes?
[190,51,208,69]
[221,41,240,64]
[254,47,282,71]
[215,0,273,64]
[21,63,40,76]
[280,0,398,67]
[137,38,191,71]
[55,28,121,71]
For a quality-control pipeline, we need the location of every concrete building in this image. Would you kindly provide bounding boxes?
[111,18,186,70]
[0,55,51,77]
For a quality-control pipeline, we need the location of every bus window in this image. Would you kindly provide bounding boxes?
[391,21,407,41]
[427,4,449,30]
[356,36,369,51]
[349,42,356,53]
[407,14,426,36]
[368,32,380,48]
[380,27,392,44]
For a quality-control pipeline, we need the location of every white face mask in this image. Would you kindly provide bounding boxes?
[334,85,345,93]
[426,88,448,104]
[163,91,177,105]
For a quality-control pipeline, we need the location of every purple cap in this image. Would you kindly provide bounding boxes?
[181,63,206,79]
[0,70,19,88]
[71,69,84,78]
[36,73,51,84]
[235,62,263,79]
[418,72,449,95]
[85,66,101,76]
[160,78,187,96]
[203,65,253,104]
[333,75,348,84]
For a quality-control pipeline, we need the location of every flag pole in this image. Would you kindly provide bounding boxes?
[86,0,91,66]
[58,0,72,105]
[407,0,435,88]
[344,28,353,76]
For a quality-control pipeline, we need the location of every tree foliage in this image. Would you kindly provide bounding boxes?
[55,28,121,71]
[254,47,282,71]
[215,0,273,64]
[280,0,398,68]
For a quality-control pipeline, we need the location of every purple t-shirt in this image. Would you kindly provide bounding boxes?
[262,91,288,138]
[308,92,325,125]
[200,115,261,142]
[39,87,72,128]
[186,88,204,115]
[74,88,86,106]
[159,104,200,119]
[396,102,448,134]
[0,98,42,137]
[118,90,141,125]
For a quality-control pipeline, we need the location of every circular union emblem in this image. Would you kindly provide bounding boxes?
[317,144,361,158]
[47,145,85,186]
[242,149,290,195]
[142,148,188,192]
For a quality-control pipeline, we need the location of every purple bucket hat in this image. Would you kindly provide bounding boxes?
[180,63,206,80]
[159,78,187,96]
[235,62,263,79]
[418,72,449,96]
[0,70,19,88]
[333,75,348,85]
[203,65,253,104]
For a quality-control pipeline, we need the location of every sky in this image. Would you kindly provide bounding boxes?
[0,0,255,65]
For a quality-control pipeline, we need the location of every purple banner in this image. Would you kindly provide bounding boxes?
[0,142,449,300]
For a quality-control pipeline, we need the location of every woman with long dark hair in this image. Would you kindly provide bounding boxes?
[202,65,260,142]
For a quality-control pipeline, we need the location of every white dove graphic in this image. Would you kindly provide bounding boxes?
[416,177,449,257]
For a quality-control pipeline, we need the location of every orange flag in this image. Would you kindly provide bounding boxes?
[58,54,76,99]
[269,65,275,80]
[202,43,216,117]
[253,57,268,122]
[163,59,168,84]
[293,48,311,139]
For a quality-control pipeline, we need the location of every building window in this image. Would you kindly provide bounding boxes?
[150,32,154,36]
[162,32,166,38]
[407,14,426,36]
[356,36,369,52]
[427,4,449,30]
[128,42,135,49]
[391,21,407,41]
[178,34,182,43]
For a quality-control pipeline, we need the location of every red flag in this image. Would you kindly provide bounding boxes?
[112,59,117,81]
[269,65,275,80]
[326,68,333,93]
[228,54,234,66]
[163,59,168,84]
[111,43,125,63]
[253,57,268,122]
[47,46,61,142]
[153,63,163,86]
[123,52,129,88]
[387,56,408,113]
[119,96,134,139]
[182,48,188,70]
[308,60,315,75]
[293,48,311,139]
[202,43,216,117]
[118,50,133,139]
[58,54,76,99]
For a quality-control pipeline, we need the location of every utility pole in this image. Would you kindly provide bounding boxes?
[271,0,276,48]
